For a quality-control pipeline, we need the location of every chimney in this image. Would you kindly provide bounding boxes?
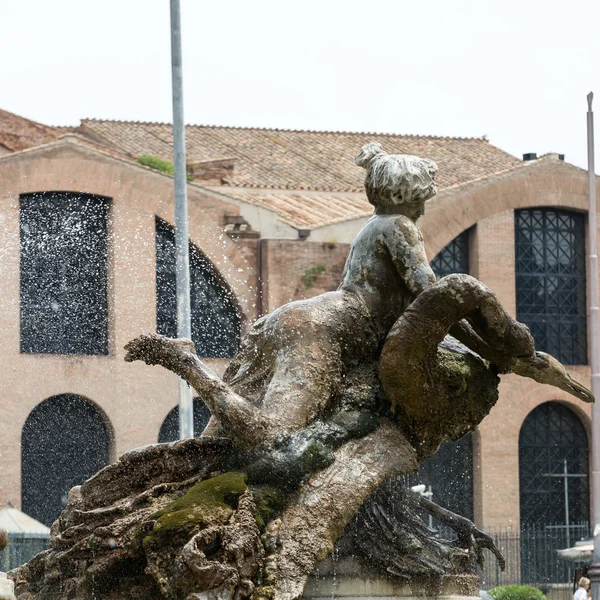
[523,153,538,161]
[187,157,236,185]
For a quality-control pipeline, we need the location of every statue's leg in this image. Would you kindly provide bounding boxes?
[124,334,280,451]
[259,334,343,431]
[267,421,418,600]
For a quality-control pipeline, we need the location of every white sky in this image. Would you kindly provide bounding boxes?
[1,0,599,170]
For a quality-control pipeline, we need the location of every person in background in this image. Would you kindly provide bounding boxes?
[575,577,591,600]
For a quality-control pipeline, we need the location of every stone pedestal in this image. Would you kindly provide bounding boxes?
[304,556,480,600]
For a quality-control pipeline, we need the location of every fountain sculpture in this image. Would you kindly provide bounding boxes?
[10,143,593,600]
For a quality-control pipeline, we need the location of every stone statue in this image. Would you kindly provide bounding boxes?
[11,144,593,600]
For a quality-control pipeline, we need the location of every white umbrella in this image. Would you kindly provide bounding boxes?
[0,507,49,536]
[557,540,593,562]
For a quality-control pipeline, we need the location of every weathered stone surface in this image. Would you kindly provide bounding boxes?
[305,556,480,599]
[11,440,261,600]
[11,145,593,600]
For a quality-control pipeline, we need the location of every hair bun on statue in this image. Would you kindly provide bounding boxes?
[355,142,386,168]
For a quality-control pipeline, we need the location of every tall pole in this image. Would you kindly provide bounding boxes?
[587,91,600,599]
[170,0,194,440]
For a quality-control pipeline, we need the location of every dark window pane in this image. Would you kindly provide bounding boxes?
[21,394,111,526]
[515,208,587,365]
[158,398,212,442]
[431,230,470,279]
[155,218,241,358]
[519,402,589,525]
[20,192,109,355]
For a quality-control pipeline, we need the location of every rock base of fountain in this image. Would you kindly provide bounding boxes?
[10,437,484,600]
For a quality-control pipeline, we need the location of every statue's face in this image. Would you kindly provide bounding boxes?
[397,199,426,222]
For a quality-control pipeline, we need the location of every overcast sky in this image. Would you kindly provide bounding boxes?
[1,0,599,170]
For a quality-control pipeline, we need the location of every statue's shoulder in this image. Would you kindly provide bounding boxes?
[376,214,423,245]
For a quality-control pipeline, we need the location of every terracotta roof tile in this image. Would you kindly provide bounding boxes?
[218,189,372,229]
[0,110,525,230]
[80,119,521,193]
[0,109,61,152]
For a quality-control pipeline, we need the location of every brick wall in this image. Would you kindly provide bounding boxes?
[262,239,349,311]
[0,142,256,508]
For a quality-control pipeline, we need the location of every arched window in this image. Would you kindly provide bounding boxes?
[430,229,470,279]
[21,395,112,526]
[515,208,587,365]
[20,192,110,355]
[158,398,212,443]
[407,229,473,518]
[519,402,589,525]
[155,218,241,358]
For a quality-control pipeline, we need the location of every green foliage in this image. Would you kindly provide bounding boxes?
[302,264,326,289]
[137,155,174,175]
[488,585,547,600]
[137,155,193,182]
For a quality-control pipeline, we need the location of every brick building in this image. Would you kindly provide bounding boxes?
[0,108,598,534]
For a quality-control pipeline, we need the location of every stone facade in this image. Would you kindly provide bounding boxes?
[0,115,599,533]
[0,140,256,513]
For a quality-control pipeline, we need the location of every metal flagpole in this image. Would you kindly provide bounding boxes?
[587,91,600,597]
[170,0,194,439]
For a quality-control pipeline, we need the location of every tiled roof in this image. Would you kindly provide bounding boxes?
[80,119,521,193]
[0,109,525,230]
[0,109,61,152]
[218,189,372,229]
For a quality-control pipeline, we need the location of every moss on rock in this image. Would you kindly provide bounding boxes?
[250,485,288,528]
[143,472,247,546]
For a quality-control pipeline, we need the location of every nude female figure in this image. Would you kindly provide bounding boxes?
[204,143,439,434]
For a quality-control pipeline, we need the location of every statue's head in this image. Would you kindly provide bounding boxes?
[356,142,438,218]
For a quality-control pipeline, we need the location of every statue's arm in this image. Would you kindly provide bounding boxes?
[386,217,436,297]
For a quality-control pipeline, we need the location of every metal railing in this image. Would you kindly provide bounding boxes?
[0,533,49,572]
[479,523,590,600]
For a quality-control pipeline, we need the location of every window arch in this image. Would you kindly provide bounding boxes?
[158,398,212,443]
[430,229,470,279]
[20,192,110,355]
[155,218,241,358]
[515,208,587,365]
[519,402,589,525]
[21,394,112,526]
